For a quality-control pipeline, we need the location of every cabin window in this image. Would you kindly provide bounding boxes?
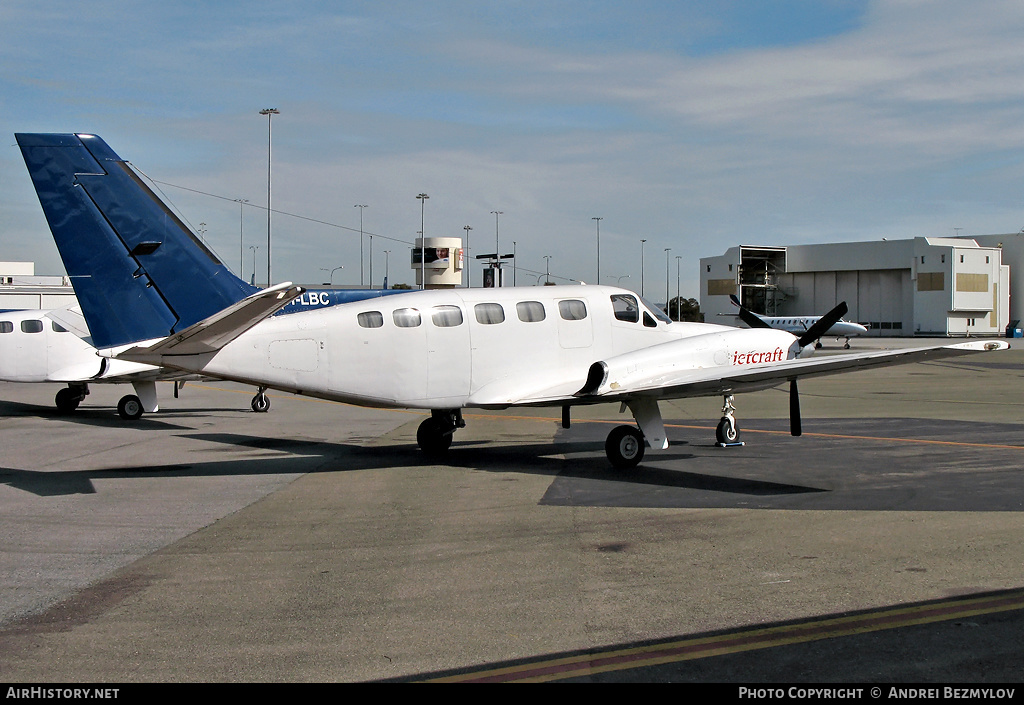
[357,311,384,328]
[516,301,546,322]
[431,305,464,327]
[392,308,422,328]
[474,303,505,324]
[610,294,639,323]
[51,321,68,333]
[21,320,43,334]
[0,321,12,333]
[558,299,587,321]
[643,312,657,328]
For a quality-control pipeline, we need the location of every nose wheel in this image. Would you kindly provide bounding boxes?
[716,394,743,445]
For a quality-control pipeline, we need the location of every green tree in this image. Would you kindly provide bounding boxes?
[666,297,703,322]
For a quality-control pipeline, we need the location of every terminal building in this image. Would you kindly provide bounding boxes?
[700,237,1014,337]
[0,261,76,310]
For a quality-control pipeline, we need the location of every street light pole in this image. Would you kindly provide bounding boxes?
[249,245,259,286]
[418,194,430,289]
[259,108,279,286]
[676,255,682,322]
[640,238,647,298]
[355,204,367,287]
[592,217,603,283]
[463,225,472,287]
[491,210,503,286]
[235,199,248,277]
[664,248,671,315]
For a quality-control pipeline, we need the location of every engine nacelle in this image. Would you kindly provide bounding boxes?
[577,328,799,397]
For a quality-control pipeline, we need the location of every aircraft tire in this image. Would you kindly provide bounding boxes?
[117,394,144,421]
[716,417,740,444]
[606,425,645,469]
[55,388,81,414]
[251,393,271,413]
[417,417,453,456]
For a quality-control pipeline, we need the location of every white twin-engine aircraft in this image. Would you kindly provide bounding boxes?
[111,282,1005,469]
[15,132,1009,468]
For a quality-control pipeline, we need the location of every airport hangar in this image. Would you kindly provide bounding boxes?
[700,235,1018,338]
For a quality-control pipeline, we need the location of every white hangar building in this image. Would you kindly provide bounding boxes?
[700,237,1012,337]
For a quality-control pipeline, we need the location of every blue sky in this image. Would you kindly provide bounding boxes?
[4,1,1024,298]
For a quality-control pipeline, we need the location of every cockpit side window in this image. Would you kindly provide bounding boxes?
[640,296,673,324]
[611,294,639,323]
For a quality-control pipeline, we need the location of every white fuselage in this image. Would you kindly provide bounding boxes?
[152,285,800,410]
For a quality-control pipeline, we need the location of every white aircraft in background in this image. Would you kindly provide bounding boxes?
[0,305,180,418]
[16,133,1009,468]
[730,295,868,349]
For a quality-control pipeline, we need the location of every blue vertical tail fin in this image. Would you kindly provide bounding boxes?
[16,133,257,349]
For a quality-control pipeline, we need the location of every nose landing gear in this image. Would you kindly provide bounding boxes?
[716,394,743,446]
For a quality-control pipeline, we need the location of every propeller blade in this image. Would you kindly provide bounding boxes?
[790,379,802,436]
[729,294,773,330]
[797,301,848,348]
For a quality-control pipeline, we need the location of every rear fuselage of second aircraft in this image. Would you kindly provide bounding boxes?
[128,285,800,410]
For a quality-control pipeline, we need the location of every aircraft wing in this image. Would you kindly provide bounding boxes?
[116,282,304,360]
[503,340,1008,407]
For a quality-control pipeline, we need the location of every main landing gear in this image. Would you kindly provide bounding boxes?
[117,394,144,420]
[417,409,465,456]
[54,382,155,421]
[55,384,88,414]
[606,425,645,469]
[251,387,271,413]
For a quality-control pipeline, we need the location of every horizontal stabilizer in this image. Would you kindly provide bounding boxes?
[118,282,304,360]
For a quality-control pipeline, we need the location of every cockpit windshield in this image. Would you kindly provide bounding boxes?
[639,296,673,324]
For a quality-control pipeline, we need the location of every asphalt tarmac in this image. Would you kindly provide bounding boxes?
[1,338,1022,683]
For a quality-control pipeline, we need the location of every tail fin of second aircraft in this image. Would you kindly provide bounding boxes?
[16,133,257,349]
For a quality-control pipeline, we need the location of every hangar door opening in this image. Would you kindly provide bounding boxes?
[737,246,787,315]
